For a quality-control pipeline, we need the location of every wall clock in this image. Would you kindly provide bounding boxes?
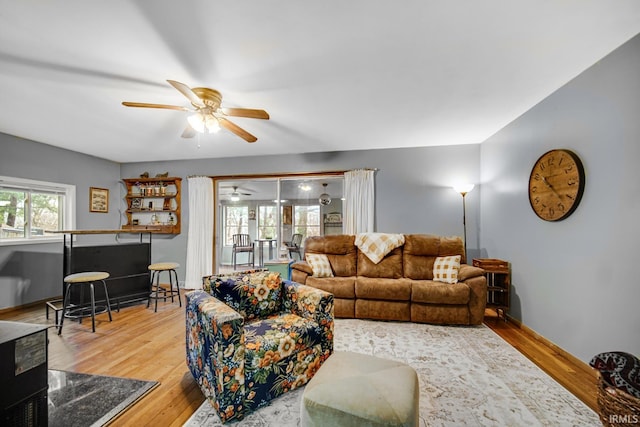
[528,149,585,221]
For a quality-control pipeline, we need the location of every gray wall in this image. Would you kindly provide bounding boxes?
[1,134,479,309]
[0,134,121,309]
[121,144,481,282]
[480,34,640,361]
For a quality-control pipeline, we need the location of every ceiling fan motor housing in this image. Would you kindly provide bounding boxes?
[192,88,222,110]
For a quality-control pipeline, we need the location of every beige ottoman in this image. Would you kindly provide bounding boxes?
[301,351,419,427]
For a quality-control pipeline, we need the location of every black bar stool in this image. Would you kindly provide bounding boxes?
[147,262,181,312]
[58,271,112,334]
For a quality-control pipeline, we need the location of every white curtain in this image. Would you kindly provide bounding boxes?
[185,176,213,289]
[344,169,375,234]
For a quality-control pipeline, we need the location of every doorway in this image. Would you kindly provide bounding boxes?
[214,174,344,273]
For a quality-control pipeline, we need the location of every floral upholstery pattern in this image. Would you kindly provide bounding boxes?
[186,272,334,423]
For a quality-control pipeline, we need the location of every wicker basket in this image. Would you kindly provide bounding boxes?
[596,371,640,426]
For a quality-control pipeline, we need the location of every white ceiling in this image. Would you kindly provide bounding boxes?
[1,1,639,163]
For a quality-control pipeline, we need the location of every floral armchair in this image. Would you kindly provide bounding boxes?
[186,270,334,423]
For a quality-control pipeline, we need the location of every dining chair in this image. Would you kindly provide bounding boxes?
[286,233,303,260]
[232,234,255,269]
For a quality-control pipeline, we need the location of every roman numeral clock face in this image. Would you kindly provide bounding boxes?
[528,149,585,221]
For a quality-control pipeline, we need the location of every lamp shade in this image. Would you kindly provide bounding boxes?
[188,113,221,134]
[453,183,475,195]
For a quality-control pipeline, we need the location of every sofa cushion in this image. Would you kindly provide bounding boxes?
[355,277,412,301]
[354,233,405,264]
[306,254,334,277]
[357,246,403,279]
[211,271,283,321]
[411,280,470,304]
[307,276,356,298]
[305,235,357,277]
[403,234,465,280]
[433,255,461,284]
[245,312,326,365]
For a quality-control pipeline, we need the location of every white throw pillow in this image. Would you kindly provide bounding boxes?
[305,254,334,278]
[433,255,461,284]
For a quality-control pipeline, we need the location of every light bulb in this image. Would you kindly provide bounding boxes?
[187,113,206,133]
[205,115,220,133]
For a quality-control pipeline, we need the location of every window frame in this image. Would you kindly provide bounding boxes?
[257,204,278,240]
[223,204,249,246]
[0,176,75,246]
[293,203,321,240]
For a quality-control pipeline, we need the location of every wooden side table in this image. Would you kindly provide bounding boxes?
[473,258,510,321]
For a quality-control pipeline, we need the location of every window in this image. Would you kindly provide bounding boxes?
[0,176,75,244]
[258,205,277,239]
[224,205,248,245]
[294,204,320,239]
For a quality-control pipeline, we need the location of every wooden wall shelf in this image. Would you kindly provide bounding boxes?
[122,177,182,234]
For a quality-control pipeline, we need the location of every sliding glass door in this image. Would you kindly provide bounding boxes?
[215,175,343,273]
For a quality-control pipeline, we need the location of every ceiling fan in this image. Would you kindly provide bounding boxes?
[122,80,269,143]
[223,186,252,201]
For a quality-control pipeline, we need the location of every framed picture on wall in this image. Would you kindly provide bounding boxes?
[249,209,256,220]
[325,213,342,223]
[283,205,292,225]
[89,187,109,213]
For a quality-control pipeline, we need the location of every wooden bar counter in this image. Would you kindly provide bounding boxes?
[55,230,152,308]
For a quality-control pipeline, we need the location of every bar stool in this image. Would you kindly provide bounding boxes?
[148,262,181,312]
[58,271,112,335]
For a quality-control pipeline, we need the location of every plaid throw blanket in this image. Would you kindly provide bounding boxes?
[355,233,405,264]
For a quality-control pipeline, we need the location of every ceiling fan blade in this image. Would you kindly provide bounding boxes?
[167,80,205,108]
[181,124,196,139]
[219,118,257,143]
[221,108,270,120]
[122,101,189,111]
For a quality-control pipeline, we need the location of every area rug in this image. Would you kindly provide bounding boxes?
[184,319,600,426]
[48,370,158,427]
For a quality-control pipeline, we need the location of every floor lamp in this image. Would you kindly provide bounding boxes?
[453,184,474,262]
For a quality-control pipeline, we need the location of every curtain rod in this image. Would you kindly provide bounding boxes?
[188,169,378,179]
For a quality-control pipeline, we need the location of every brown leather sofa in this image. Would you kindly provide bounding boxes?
[290,234,487,325]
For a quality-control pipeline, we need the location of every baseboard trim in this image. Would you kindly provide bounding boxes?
[505,314,596,378]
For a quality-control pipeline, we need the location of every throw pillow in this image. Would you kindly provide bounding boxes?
[306,254,334,278]
[433,255,461,284]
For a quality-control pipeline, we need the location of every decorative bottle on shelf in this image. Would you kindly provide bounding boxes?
[168,213,176,226]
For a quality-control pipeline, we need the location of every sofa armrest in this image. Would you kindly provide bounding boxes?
[281,280,334,352]
[458,272,487,325]
[185,290,246,418]
[458,264,485,281]
[290,261,313,284]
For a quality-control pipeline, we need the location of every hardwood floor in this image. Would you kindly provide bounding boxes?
[0,302,598,426]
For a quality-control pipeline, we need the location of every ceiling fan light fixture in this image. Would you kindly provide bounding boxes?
[205,115,221,133]
[188,113,220,134]
[298,183,312,192]
[230,193,240,202]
